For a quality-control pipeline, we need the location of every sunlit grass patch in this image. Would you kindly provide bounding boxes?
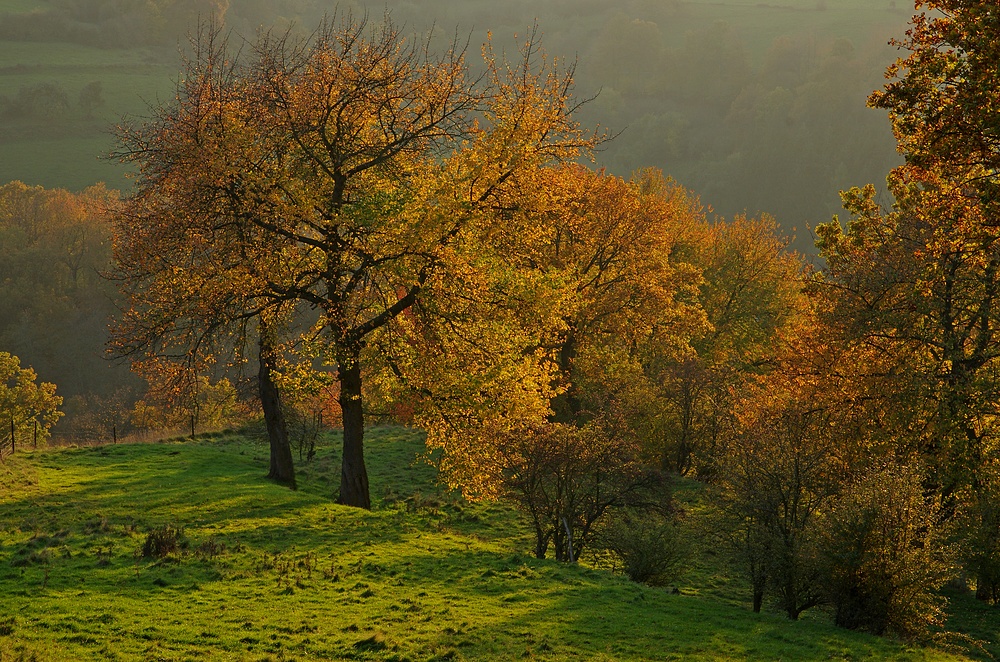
[0,428,982,660]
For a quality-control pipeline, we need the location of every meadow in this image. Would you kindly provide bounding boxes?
[0,428,995,661]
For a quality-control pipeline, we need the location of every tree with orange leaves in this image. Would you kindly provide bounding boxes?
[402,165,707,560]
[111,14,601,508]
[813,0,1000,604]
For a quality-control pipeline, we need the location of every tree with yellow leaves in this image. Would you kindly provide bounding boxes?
[402,165,708,560]
[0,351,62,454]
[111,13,600,508]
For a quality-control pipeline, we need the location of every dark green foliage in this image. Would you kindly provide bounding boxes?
[0,83,69,120]
[962,481,1000,604]
[595,509,688,587]
[0,181,138,412]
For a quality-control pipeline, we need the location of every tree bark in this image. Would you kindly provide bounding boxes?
[337,353,371,509]
[551,325,582,424]
[259,336,296,489]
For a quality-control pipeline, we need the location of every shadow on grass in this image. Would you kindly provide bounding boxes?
[0,430,468,603]
[341,543,956,662]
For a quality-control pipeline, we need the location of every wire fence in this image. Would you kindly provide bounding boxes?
[0,421,186,459]
[0,416,41,459]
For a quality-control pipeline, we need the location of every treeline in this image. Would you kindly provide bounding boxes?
[0,180,298,442]
[0,1,906,252]
[0,0,228,49]
[580,18,903,252]
[0,181,140,440]
[0,80,105,143]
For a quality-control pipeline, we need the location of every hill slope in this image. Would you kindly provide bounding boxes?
[0,429,983,660]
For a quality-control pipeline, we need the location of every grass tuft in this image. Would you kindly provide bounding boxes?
[140,524,184,558]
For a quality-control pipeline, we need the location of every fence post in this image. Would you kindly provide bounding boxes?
[113,425,117,445]
[10,415,15,455]
[33,419,37,450]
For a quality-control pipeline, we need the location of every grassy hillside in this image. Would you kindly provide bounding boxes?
[0,428,991,661]
[0,0,908,213]
[0,38,173,192]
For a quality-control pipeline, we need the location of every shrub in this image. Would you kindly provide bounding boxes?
[141,524,184,558]
[960,461,1000,604]
[821,462,955,638]
[595,509,688,586]
[501,422,660,562]
[716,404,835,618]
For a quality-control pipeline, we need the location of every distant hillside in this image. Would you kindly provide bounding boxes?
[0,0,912,252]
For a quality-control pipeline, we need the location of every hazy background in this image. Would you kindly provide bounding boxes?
[0,0,909,251]
[0,0,911,416]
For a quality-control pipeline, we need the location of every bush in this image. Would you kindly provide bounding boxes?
[141,524,184,558]
[595,509,687,586]
[500,422,660,562]
[960,461,1000,604]
[716,404,835,618]
[821,462,955,638]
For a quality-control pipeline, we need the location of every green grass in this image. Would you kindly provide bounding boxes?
[0,427,987,661]
[0,0,46,12]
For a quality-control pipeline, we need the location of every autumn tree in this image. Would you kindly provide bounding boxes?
[814,0,1000,602]
[404,165,706,560]
[0,181,132,410]
[715,321,842,618]
[112,14,598,508]
[821,461,955,637]
[497,421,659,561]
[0,351,63,453]
[654,213,804,477]
[128,359,247,436]
[109,134,300,486]
[515,167,705,562]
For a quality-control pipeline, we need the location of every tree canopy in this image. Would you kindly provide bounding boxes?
[814,0,1000,604]
[111,13,600,508]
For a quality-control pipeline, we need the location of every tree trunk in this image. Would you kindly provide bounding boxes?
[337,353,371,509]
[259,336,296,489]
[551,325,582,424]
[534,524,549,559]
[975,575,997,603]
